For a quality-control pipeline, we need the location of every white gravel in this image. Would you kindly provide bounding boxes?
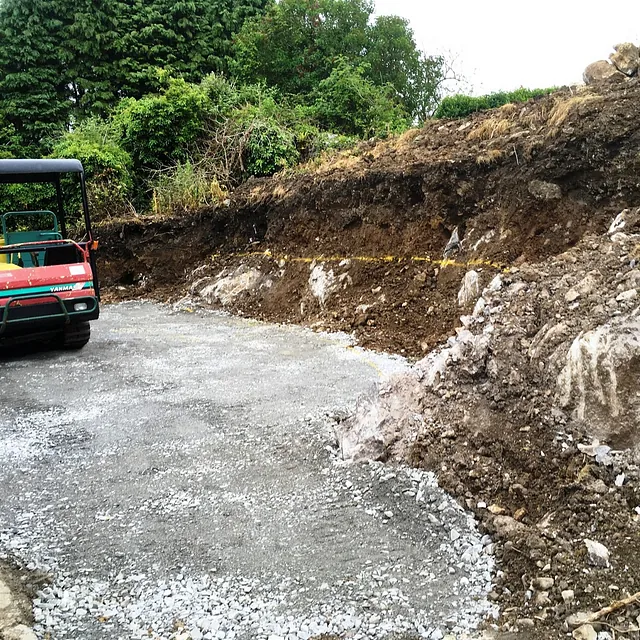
[0,303,497,639]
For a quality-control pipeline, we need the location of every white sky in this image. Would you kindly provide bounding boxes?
[373,0,640,94]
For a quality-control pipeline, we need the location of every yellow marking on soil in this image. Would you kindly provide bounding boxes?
[210,250,508,272]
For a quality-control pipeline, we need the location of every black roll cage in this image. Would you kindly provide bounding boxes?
[0,159,94,242]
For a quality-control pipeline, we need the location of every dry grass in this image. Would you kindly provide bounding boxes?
[271,185,288,198]
[547,95,600,134]
[476,149,504,165]
[467,118,512,141]
[397,127,422,146]
[499,103,518,115]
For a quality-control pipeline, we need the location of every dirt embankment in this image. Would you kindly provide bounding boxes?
[99,79,640,638]
[99,80,640,357]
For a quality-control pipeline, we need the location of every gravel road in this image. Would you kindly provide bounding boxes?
[0,302,495,639]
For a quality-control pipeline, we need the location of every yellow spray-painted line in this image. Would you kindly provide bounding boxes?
[210,250,508,272]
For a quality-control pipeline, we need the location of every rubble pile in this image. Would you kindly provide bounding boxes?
[584,43,640,84]
[338,211,640,635]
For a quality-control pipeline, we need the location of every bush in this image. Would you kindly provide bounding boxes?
[242,119,300,177]
[312,60,410,138]
[52,119,133,222]
[434,87,556,119]
[114,79,213,172]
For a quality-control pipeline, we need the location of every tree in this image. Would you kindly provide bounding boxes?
[233,0,372,96]
[0,0,72,152]
[312,59,409,137]
[232,0,447,120]
[0,0,273,154]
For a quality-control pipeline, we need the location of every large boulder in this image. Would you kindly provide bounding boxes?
[583,60,625,84]
[610,42,640,76]
[556,310,640,444]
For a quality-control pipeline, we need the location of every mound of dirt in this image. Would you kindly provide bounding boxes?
[338,222,640,637]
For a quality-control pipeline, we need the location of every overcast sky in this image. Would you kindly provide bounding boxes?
[373,0,640,94]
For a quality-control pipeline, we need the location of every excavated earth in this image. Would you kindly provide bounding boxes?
[96,78,640,638]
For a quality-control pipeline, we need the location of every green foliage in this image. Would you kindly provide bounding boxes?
[114,79,212,172]
[0,183,57,223]
[312,60,410,138]
[233,0,372,97]
[52,119,133,220]
[0,0,272,154]
[434,87,557,119]
[233,0,445,121]
[0,0,72,152]
[150,161,226,215]
[364,16,446,120]
[242,120,300,177]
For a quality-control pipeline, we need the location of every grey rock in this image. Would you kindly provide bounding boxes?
[609,42,640,76]
[584,539,610,567]
[529,179,562,200]
[532,577,554,591]
[573,624,597,640]
[567,612,593,629]
[583,60,626,84]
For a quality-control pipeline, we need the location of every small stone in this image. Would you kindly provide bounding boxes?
[3,626,38,640]
[565,288,581,303]
[584,539,610,568]
[516,618,535,629]
[573,624,597,640]
[616,288,637,302]
[450,529,460,542]
[562,589,575,604]
[528,180,562,200]
[567,612,593,629]
[0,580,12,610]
[532,577,554,591]
[488,504,507,515]
[491,515,527,539]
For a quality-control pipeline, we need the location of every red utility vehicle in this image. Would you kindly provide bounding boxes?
[0,159,100,349]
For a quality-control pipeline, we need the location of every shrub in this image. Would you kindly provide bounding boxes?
[242,119,300,177]
[52,119,133,222]
[114,79,212,172]
[312,59,410,138]
[434,87,556,119]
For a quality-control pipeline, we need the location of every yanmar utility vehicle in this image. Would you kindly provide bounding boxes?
[0,159,99,349]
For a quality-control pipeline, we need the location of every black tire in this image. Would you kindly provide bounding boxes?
[62,321,91,350]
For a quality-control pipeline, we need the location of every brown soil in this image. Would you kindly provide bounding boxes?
[100,80,640,358]
[97,77,640,638]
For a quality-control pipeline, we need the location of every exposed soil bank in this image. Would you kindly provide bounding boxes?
[99,81,640,358]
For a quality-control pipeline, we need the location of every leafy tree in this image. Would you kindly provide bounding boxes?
[313,60,410,137]
[0,0,72,152]
[232,0,447,120]
[233,0,372,96]
[65,0,121,116]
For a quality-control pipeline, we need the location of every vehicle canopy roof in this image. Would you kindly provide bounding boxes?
[0,159,84,184]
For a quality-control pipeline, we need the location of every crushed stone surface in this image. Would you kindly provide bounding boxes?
[0,303,495,639]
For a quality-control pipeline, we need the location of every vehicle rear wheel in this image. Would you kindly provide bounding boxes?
[62,321,91,349]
